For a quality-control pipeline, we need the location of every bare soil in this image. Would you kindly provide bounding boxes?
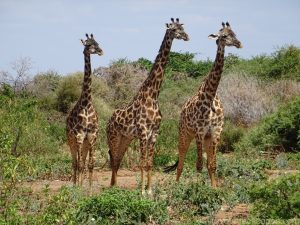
[22,168,169,194]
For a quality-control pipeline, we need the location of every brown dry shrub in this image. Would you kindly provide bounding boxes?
[265,79,300,102]
[219,73,277,124]
[95,61,148,108]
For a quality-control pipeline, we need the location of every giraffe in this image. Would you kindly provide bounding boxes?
[107,18,189,195]
[66,34,103,192]
[164,22,242,187]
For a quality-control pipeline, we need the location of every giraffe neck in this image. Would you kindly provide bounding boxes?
[139,30,174,99]
[80,50,92,103]
[200,41,225,98]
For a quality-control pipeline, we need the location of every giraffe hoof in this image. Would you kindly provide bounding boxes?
[147,189,153,196]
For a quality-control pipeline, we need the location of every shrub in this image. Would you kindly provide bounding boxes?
[30,71,61,97]
[265,79,300,102]
[165,180,224,216]
[249,173,300,220]
[270,45,300,80]
[219,73,277,124]
[166,52,212,78]
[219,120,245,152]
[98,59,148,108]
[55,72,110,113]
[235,96,300,152]
[55,72,82,113]
[227,45,300,80]
[75,188,168,224]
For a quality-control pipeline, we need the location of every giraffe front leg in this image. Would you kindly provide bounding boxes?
[195,134,204,172]
[75,136,84,186]
[71,152,78,185]
[139,138,147,196]
[205,135,220,188]
[87,134,97,194]
[146,131,159,196]
[68,135,79,185]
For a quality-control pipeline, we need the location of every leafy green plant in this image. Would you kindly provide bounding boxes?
[75,187,168,224]
[219,120,245,152]
[236,96,300,152]
[249,173,300,220]
[164,180,224,217]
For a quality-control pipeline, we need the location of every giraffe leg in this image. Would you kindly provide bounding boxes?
[68,135,78,185]
[195,134,204,172]
[146,131,159,195]
[109,133,132,186]
[79,139,89,186]
[176,129,193,181]
[108,133,121,186]
[204,135,220,188]
[77,141,85,186]
[87,133,97,194]
[139,137,148,196]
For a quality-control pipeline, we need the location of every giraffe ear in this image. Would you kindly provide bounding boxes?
[80,39,85,45]
[208,34,218,40]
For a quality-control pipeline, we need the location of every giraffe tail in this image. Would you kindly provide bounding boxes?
[163,159,179,173]
[108,149,112,168]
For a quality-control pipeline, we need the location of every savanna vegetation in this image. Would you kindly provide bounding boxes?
[1,45,300,224]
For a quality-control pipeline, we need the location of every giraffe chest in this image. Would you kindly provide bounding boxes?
[182,95,224,132]
[67,107,98,133]
[112,99,162,138]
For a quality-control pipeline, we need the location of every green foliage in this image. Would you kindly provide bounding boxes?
[75,188,168,224]
[166,52,212,78]
[0,83,15,98]
[236,96,300,152]
[164,180,224,217]
[55,72,82,113]
[33,186,80,225]
[155,119,179,165]
[270,45,300,79]
[228,45,300,80]
[219,120,245,152]
[135,57,152,71]
[136,52,212,78]
[249,173,300,220]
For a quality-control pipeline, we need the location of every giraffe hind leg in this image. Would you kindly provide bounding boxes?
[176,130,193,182]
[108,133,132,186]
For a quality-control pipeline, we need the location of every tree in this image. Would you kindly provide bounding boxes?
[0,56,33,95]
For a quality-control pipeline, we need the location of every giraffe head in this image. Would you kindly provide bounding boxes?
[166,18,189,41]
[81,33,104,55]
[208,22,242,48]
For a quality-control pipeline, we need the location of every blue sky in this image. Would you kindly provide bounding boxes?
[0,0,300,75]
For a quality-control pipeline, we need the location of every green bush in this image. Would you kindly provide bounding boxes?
[227,45,300,80]
[236,96,300,152]
[165,180,224,217]
[165,52,212,78]
[219,120,245,152]
[75,188,168,224]
[249,173,300,220]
